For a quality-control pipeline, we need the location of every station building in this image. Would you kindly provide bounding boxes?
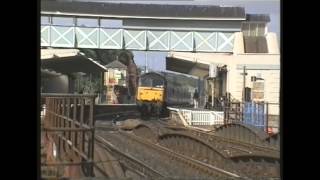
[166,17,280,131]
[41,1,280,131]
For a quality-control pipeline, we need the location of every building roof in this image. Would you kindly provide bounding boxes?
[41,1,246,20]
[105,60,127,69]
[41,48,107,73]
[41,48,80,59]
[166,56,209,78]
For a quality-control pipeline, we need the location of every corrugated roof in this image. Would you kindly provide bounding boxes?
[41,1,246,19]
[41,49,107,73]
[41,48,80,59]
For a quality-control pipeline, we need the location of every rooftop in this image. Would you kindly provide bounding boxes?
[105,60,127,69]
[41,1,246,20]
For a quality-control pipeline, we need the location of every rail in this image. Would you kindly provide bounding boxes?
[118,130,242,178]
[95,135,166,179]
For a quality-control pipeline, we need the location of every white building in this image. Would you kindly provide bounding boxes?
[166,17,280,132]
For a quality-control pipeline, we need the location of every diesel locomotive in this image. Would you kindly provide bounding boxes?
[136,71,200,116]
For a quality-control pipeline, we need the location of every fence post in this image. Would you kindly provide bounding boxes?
[241,102,244,122]
[223,105,227,125]
[89,96,95,177]
[266,102,269,133]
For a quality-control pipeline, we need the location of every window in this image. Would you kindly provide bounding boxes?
[140,77,164,88]
[76,18,99,27]
[41,16,50,25]
[100,19,123,28]
[52,17,74,26]
[140,74,164,88]
[140,78,152,87]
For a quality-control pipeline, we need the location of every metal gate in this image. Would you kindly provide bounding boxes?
[41,93,97,179]
[243,102,266,131]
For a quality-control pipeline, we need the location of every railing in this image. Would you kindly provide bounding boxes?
[41,93,97,179]
[170,101,279,135]
[211,111,225,125]
[190,110,224,125]
[224,102,242,123]
[174,108,224,126]
[180,109,192,125]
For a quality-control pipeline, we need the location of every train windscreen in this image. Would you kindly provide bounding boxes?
[140,74,164,88]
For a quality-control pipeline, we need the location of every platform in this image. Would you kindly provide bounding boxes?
[95,104,138,119]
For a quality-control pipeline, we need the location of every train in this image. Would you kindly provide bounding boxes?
[136,71,201,116]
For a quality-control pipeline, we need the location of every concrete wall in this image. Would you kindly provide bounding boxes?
[266,33,280,54]
[233,32,245,54]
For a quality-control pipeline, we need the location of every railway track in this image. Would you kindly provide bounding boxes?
[129,119,279,177]
[95,116,279,179]
[95,134,166,179]
[104,116,279,157]
[173,126,280,157]
[96,129,245,179]
[160,126,280,178]
[126,118,279,158]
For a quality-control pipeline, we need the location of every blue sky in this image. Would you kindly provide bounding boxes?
[74,0,280,71]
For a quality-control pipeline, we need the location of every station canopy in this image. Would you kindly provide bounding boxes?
[166,52,210,78]
[41,48,106,74]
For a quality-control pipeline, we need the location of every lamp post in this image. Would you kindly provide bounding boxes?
[240,66,247,102]
[209,64,217,109]
[145,51,148,73]
[240,66,247,122]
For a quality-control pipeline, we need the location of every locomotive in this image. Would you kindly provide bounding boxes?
[136,71,200,116]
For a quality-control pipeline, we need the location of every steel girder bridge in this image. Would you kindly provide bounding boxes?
[41,15,235,53]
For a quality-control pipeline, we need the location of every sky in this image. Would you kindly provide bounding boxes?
[68,0,281,71]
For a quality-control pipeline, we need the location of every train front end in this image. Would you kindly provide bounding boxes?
[136,72,165,116]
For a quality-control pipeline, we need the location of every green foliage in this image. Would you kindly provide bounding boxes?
[79,49,134,66]
[74,73,101,94]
